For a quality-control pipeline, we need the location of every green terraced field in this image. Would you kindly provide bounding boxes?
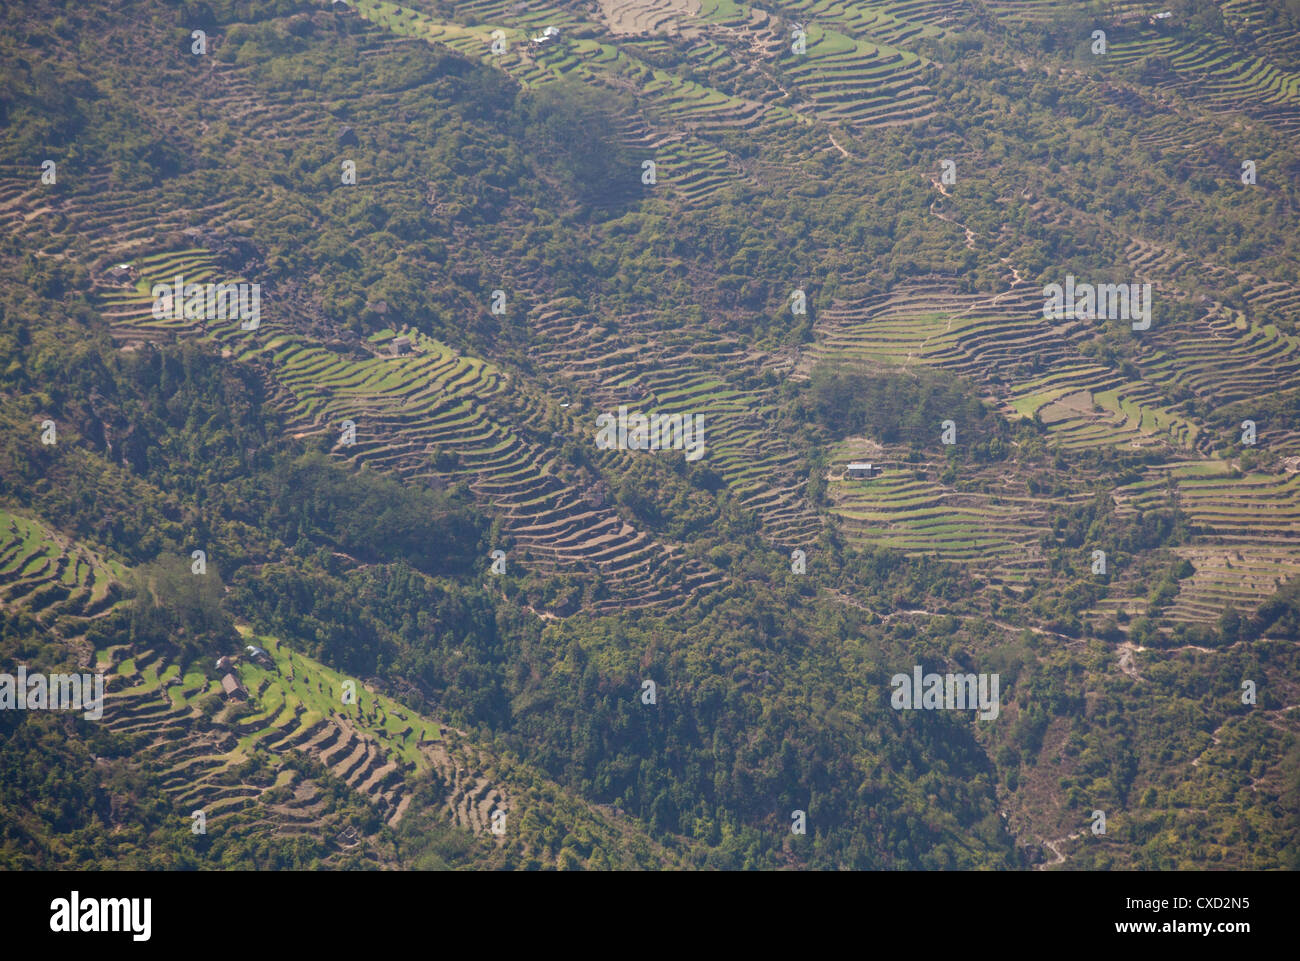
[233,628,442,768]
[91,619,452,839]
[827,447,1043,575]
[0,510,126,625]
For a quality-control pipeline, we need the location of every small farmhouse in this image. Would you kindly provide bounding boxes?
[845,461,880,479]
[245,645,273,667]
[106,263,136,284]
[221,674,247,701]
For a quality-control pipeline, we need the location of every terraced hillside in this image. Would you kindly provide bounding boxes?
[97,630,453,841]
[0,513,458,859]
[826,443,1053,586]
[92,250,725,614]
[0,510,125,633]
[1114,462,1300,627]
[811,279,1300,627]
[1099,23,1300,128]
[2,0,1298,873]
[0,519,697,868]
[353,0,950,192]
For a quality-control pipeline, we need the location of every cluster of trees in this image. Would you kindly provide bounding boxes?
[261,451,483,575]
[512,80,638,212]
[804,363,1010,460]
[127,557,238,664]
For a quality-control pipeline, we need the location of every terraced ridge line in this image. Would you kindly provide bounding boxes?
[1099,27,1300,129]
[0,515,503,856]
[0,510,126,634]
[526,297,824,547]
[357,0,938,206]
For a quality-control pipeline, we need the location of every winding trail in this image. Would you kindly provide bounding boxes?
[824,590,1079,645]
[1036,831,1082,869]
[929,180,977,251]
[927,175,1027,289]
